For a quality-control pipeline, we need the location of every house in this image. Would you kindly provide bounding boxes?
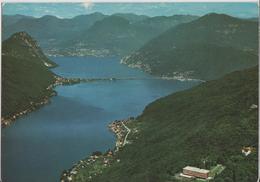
[242,147,254,156]
[183,166,210,179]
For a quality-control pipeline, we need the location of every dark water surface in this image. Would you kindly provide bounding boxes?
[2,56,198,182]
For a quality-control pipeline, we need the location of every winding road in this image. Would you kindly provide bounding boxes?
[122,122,131,146]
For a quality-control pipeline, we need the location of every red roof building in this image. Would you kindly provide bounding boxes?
[183,166,210,179]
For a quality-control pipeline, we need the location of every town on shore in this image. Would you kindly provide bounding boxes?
[60,118,135,182]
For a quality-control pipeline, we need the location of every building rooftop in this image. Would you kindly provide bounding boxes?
[183,166,210,174]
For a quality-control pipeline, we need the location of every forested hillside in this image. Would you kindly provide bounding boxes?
[2,32,56,119]
[122,13,258,80]
[75,66,258,182]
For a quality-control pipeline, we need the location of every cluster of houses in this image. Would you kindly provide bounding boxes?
[51,76,82,88]
[60,118,135,182]
[60,150,115,182]
[50,76,117,88]
[108,118,132,151]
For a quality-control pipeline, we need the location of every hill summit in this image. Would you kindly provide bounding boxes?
[2,32,56,119]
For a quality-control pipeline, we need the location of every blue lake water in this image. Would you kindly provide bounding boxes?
[2,56,198,182]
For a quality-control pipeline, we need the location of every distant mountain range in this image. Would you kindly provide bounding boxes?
[2,32,56,119]
[3,13,106,51]
[122,13,258,80]
[3,13,198,56]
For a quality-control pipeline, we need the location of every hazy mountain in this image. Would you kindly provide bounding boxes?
[3,13,107,48]
[112,13,149,23]
[3,13,198,56]
[122,13,258,80]
[64,14,198,56]
[2,14,34,28]
[133,15,198,35]
[2,32,56,118]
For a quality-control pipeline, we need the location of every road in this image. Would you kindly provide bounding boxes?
[122,122,131,146]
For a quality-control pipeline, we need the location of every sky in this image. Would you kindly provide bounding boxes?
[3,2,258,18]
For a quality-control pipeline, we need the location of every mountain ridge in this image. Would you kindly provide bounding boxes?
[64,14,198,56]
[122,13,258,80]
[3,13,198,56]
[2,32,56,121]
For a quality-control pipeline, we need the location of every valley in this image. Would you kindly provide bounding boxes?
[2,7,258,182]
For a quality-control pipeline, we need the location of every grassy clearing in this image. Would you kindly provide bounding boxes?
[209,165,225,178]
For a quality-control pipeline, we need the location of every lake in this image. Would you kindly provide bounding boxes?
[2,56,198,182]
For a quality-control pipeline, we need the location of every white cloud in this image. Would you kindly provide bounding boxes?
[81,1,94,10]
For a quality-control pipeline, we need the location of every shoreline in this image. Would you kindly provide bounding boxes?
[58,68,201,181]
[120,59,205,82]
[1,75,84,128]
[1,75,123,128]
[1,91,56,128]
[1,74,147,128]
[60,118,135,182]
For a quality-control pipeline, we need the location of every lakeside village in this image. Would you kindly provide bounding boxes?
[60,118,135,182]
